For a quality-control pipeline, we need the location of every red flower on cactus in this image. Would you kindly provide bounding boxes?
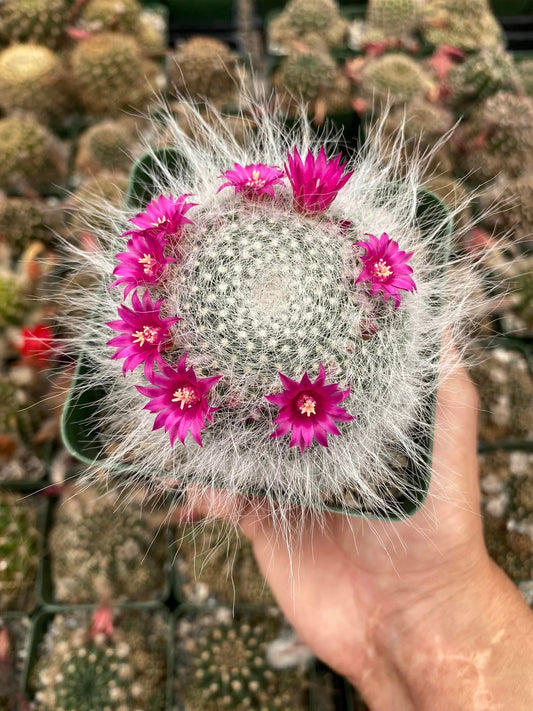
[110,228,176,296]
[136,354,221,447]
[124,194,196,238]
[17,324,54,366]
[106,290,180,378]
[354,232,416,309]
[265,364,354,454]
[217,163,285,199]
[284,146,353,214]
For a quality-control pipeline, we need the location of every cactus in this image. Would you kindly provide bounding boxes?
[0,196,63,256]
[458,93,533,182]
[79,0,142,34]
[482,174,533,245]
[0,376,38,444]
[70,33,152,116]
[358,53,436,106]
[447,47,522,109]
[420,0,503,51]
[425,175,472,233]
[138,9,167,53]
[0,44,68,122]
[273,48,338,106]
[178,612,307,711]
[67,171,129,239]
[0,116,67,195]
[168,37,240,107]
[0,493,39,610]
[517,58,533,97]
[75,119,138,177]
[48,487,168,604]
[268,0,347,51]
[364,0,418,43]
[0,0,71,48]
[0,273,26,329]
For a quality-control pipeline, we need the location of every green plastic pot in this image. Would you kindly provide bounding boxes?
[60,149,452,521]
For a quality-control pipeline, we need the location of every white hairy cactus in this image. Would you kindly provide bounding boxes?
[62,99,487,530]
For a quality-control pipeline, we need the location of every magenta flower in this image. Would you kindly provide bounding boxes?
[124,194,196,238]
[217,162,285,199]
[110,228,177,296]
[354,232,416,309]
[265,364,354,454]
[106,290,180,377]
[136,354,221,446]
[284,147,353,214]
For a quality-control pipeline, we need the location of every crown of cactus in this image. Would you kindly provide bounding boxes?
[517,58,533,97]
[0,0,71,48]
[447,47,521,108]
[75,120,137,177]
[421,0,503,51]
[458,93,533,182]
[182,615,306,710]
[49,487,168,603]
[168,37,240,106]
[0,493,39,610]
[70,33,152,116]
[359,53,436,106]
[0,116,67,195]
[79,0,142,33]
[269,0,347,50]
[0,197,63,256]
[285,0,342,35]
[274,48,338,106]
[63,99,483,524]
[0,44,68,122]
[364,0,418,43]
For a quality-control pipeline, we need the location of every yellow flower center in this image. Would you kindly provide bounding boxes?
[172,386,199,409]
[297,394,317,417]
[247,170,266,189]
[138,253,156,277]
[132,325,160,347]
[372,259,392,281]
[151,215,168,227]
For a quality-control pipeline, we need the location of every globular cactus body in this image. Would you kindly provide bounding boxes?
[0,493,39,610]
[364,0,418,43]
[75,120,138,177]
[0,197,63,255]
[79,0,142,33]
[421,0,502,51]
[0,0,71,48]
[447,47,521,108]
[268,0,347,51]
[359,53,435,106]
[273,48,338,106]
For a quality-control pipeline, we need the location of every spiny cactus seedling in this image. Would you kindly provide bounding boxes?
[75,119,138,177]
[358,53,436,107]
[62,97,485,528]
[458,92,533,182]
[48,486,168,603]
[177,521,275,604]
[364,0,418,43]
[0,44,69,122]
[79,0,142,34]
[177,611,307,710]
[447,47,522,109]
[70,32,152,116]
[273,48,338,108]
[168,37,240,107]
[0,0,71,48]
[0,116,67,195]
[0,493,39,610]
[420,0,503,51]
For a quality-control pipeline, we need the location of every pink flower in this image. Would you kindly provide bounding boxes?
[265,364,354,454]
[136,354,221,446]
[354,232,416,309]
[284,146,353,214]
[217,162,285,199]
[110,229,177,297]
[106,290,180,378]
[124,194,196,238]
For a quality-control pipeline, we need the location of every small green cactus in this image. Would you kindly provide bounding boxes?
[70,32,152,116]
[273,48,338,106]
[48,487,169,603]
[74,119,138,177]
[0,493,39,611]
[168,37,240,107]
[0,0,71,48]
[0,273,26,329]
[0,116,67,195]
[420,0,503,51]
[364,0,418,43]
[79,0,142,33]
[0,196,63,256]
[0,44,68,122]
[447,47,521,109]
[358,53,436,106]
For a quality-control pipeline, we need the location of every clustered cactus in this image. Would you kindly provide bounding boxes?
[269,0,348,52]
[48,487,168,604]
[0,0,72,48]
[420,0,502,51]
[177,611,307,710]
[0,493,39,610]
[79,0,143,34]
[447,47,521,109]
[363,0,418,43]
[358,53,436,106]
[74,119,139,177]
[273,47,338,108]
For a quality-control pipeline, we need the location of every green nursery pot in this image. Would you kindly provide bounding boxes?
[60,149,452,522]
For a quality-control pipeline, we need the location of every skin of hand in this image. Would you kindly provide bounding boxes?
[187,361,533,710]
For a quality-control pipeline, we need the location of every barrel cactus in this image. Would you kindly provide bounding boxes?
[420,0,503,51]
[447,47,522,109]
[78,0,142,34]
[273,48,338,108]
[363,0,419,43]
[75,119,138,177]
[48,486,168,603]
[70,33,152,116]
[358,53,436,106]
[0,0,71,48]
[168,37,240,107]
[0,115,67,195]
[0,493,39,610]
